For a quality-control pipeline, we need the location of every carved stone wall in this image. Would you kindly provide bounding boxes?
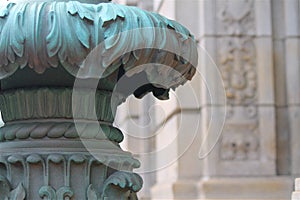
[218,35,259,163]
[145,0,295,199]
[217,0,255,36]
[218,37,256,105]
[213,0,276,176]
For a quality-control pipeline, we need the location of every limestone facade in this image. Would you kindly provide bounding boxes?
[115,0,300,199]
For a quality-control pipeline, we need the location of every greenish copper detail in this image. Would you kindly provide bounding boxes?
[39,186,56,200]
[0,153,141,199]
[87,185,98,200]
[86,171,143,200]
[9,183,26,200]
[0,88,125,142]
[0,175,11,199]
[0,180,26,200]
[101,171,143,200]
[39,186,74,200]
[0,2,196,75]
[0,88,118,123]
[0,0,198,198]
[0,2,197,101]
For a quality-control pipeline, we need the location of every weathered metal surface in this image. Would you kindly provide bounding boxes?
[0,0,197,199]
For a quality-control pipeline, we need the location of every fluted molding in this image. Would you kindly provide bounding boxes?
[0,153,141,199]
[0,88,116,123]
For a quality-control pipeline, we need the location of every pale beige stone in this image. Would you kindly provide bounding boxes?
[116,0,300,199]
[151,180,200,200]
[200,106,226,176]
[289,106,300,175]
[285,38,300,105]
[151,181,175,200]
[175,0,200,37]
[155,109,179,183]
[295,178,300,191]
[292,192,300,200]
[258,106,276,163]
[176,73,201,109]
[273,40,287,107]
[200,177,293,200]
[153,0,175,19]
[177,112,204,178]
[199,0,216,37]
[292,178,300,200]
[255,0,272,36]
[284,0,300,37]
[199,37,227,106]
[276,107,290,175]
[151,177,294,200]
[255,37,275,105]
[272,0,285,39]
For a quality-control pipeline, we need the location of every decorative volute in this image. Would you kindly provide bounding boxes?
[0,0,198,198]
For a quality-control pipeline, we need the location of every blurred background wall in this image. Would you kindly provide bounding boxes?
[113,0,300,199]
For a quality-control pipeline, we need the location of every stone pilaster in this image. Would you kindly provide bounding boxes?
[283,0,300,176]
[151,0,294,199]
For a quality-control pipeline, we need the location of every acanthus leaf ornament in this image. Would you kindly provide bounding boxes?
[218,0,255,36]
[0,176,26,200]
[0,175,10,200]
[87,184,98,200]
[100,171,143,200]
[218,37,256,105]
[0,0,197,198]
[56,187,74,200]
[0,2,197,93]
[9,183,26,200]
[39,186,56,200]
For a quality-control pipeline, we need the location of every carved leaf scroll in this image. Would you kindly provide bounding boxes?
[219,37,256,105]
[0,175,10,200]
[100,171,143,200]
[39,186,74,200]
[0,176,26,200]
[87,184,98,200]
[0,2,197,101]
[218,0,255,36]
[9,183,26,200]
[56,187,74,200]
[39,186,56,200]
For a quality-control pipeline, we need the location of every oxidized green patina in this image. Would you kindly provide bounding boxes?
[0,0,197,199]
[0,1,197,98]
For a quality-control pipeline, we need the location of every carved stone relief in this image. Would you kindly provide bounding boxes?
[216,0,259,166]
[221,122,259,161]
[218,37,257,106]
[216,0,261,167]
[217,0,255,36]
[220,105,259,162]
[0,179,25,200]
